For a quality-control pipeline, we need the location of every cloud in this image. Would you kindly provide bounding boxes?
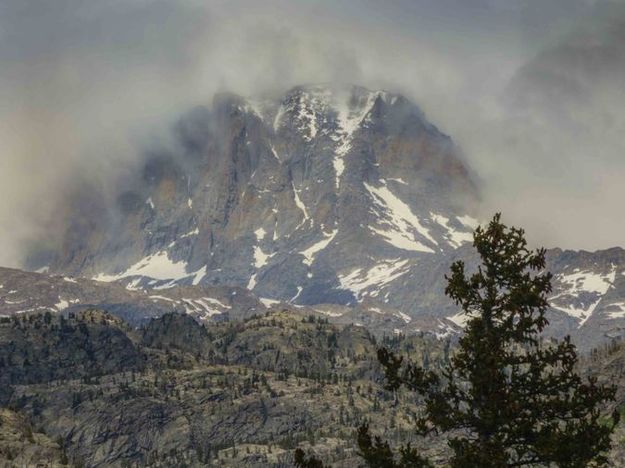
[0,0,624,266]
[461,1,625,249]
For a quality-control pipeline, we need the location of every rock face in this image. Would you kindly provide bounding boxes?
[42,84,479,304]
[15,84,625,351]
[0,408,64,466]
[141,312,217,360]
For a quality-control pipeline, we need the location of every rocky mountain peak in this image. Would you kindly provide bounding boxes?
[6,84,625,351]
[31,84,481,317]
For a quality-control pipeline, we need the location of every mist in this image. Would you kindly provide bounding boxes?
[1,0,624,267]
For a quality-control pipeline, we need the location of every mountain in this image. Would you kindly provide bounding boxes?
[16,84,625,350]
[0,266,438,340]
[40,84,479,296]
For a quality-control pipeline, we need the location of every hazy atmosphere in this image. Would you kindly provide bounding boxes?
[3,3,625,465]
[1,0,625,267]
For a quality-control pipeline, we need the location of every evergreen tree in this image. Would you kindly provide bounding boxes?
[358,423,432,467]
[294,448,325,468]
[360,214,619,467]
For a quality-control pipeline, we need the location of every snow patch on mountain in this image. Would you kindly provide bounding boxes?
[180,228,199,239]
[248,228,273,290]
[149,294,232,319]
[94,251,190,283]
[333,90,378,189]
[191,266,207,286]
[552,269,615,299]
[550,267,616,325]
[338,259,410,300]
[299,229,338,267]
[365,181,436,253]
[269,144,280,161]
[292,183,310,230]
[447,311,471,328]
[149,295,176,303]
[457,215,480,230]
[181,298,224,318]
[314,306,344,318]
[291,286,303,302]
[247,274,258,290]
[289,87,334,141]
[605,301,625,319]
[395,310,412,323]
[431,213,474,248]
[252,228,271,268]
[94,252,208,290]
[434,319,459,339]
[365,305,412,324]
[202,297,231,309]
[259,297,281,308]
[388,178,408,185]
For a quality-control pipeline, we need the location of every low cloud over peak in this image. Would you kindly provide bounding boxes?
[1,0,625,266]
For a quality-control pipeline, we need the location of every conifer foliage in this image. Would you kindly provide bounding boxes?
[360,214,619,467]
[294,448,325,468]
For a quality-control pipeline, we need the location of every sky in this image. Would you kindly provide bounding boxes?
[1,0,624,266]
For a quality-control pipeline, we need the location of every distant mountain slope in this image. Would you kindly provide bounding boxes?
[0,267,264,326]
[4,251,625,352]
